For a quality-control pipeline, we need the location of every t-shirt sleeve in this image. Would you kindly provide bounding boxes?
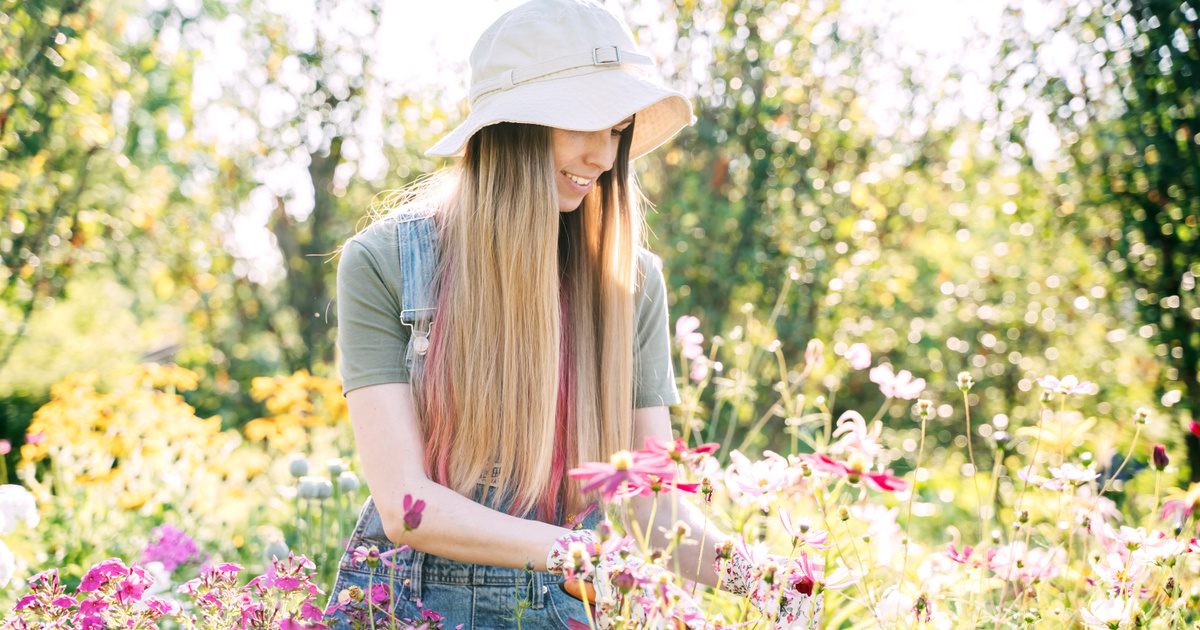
[336,236,411,396]
[633,250,681,408]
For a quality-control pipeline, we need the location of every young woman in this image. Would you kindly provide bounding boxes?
[324,1,818,628]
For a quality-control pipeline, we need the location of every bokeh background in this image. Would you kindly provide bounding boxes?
[1,0,1198,590]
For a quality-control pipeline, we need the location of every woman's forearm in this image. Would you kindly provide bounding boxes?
[376,479,568,571]
[630,491,730,587]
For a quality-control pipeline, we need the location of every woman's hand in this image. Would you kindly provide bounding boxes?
[714,537,823,629]
[547,529,708,629]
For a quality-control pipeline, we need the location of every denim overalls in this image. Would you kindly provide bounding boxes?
[322,211,601,629]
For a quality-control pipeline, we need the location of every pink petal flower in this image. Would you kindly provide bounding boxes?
[843,343,871,370]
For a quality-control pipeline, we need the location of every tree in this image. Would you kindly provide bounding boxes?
[999,0,1200,479]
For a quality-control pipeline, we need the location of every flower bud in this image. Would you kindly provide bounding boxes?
[715,540,734,561]
[673,521,691,541]
[613,569,636,594]
[297,476,322,499]
[916,399,934,420]
[338,470,360,493]
[957,372,974,393]
[1017,510,1029,524]
[263,539,289,563]
[315,478,334,500]
[1040,389,1054,404]
[326,458,347,477]
[1152,444,1169,471]
[838,506,850,522]
[288,455,310,478]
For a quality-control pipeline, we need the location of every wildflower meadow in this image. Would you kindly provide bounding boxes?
[2,306,1198,627]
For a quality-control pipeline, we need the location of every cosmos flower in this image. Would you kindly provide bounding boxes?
[869,364,926,400]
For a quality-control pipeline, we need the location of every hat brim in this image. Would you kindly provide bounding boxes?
[425,68,694,160]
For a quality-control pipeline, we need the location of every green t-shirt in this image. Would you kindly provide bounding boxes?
[335,215,681,409]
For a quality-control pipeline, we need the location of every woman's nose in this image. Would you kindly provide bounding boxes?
[583,129,618,172]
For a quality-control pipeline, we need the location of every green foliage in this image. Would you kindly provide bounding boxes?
[995,0,1200,477]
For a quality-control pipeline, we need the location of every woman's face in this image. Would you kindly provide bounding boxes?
[550,116,633,212]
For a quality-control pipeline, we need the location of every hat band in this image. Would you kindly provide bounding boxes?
[470,46,653,105]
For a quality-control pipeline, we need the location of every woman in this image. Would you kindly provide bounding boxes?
[323,1,817,628]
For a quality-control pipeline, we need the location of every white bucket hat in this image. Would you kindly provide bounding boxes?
[425,0,694,160]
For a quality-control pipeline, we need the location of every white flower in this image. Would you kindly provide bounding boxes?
[1080,596,1132,629]
[0,485,38,535]
[1037,374,1099,396]
[829,411,885,461]
[1090,552,1149,595]
[875,586,914,624]
[1048,463,1100,485]
[0,540,14,587]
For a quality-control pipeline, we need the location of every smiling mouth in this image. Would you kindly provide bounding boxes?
[563,171,594,187]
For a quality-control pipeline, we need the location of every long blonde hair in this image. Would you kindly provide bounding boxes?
[377,121,642,521]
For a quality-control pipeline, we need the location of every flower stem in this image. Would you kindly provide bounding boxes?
[899,414,926,585]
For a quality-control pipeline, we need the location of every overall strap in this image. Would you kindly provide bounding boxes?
[396,214,439,361]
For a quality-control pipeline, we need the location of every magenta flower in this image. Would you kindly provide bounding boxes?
[569,450,678,501]
[946,544,974,564]
[140,524,200,573]
[349,544,407,570]
[869,364,926,400]
[843,343,871,370]
[799,454,908,493]
[402,494,425,531]
[675,315,705,360]
[788,551,856,595]
[640,436,718,469]
[78,558,129,593]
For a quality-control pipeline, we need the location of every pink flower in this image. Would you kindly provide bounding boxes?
[843,343,871,370]
[144,597,179,616]
[25,433,44,445]
[800,454,908,493]
[675,316,704,360]
[989,541,1065,582]
[1037,374,1098,396]
[869,364,926,400]
[140,524,200,573]
[788,552,856,595]
[779,508,830,550]
[569,450,678,501]
[402,494,425,531]
[724,450,790,509]
[689,355,711,382]
[0,440,10,455]
[804,339,824,369]
[946,544,973,564]
[829,411,884,461]
[640,436,718,470]
[78,558,129,593]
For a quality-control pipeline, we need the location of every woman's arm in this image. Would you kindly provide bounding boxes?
[348,382,570,570]
[628,405,731,588]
